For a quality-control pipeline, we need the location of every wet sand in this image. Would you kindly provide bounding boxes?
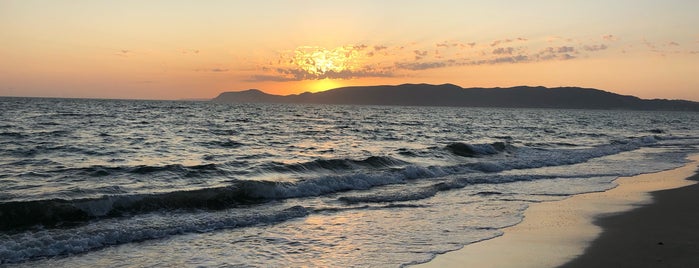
[414,155,699,268]
[560,172,699,267]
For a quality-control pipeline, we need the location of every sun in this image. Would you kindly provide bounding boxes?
[308,78,342,93]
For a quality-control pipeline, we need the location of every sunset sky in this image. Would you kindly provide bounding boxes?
[1,0,698,100]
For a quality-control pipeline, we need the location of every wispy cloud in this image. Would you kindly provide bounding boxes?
[115,49,132,57]
[181,49,200,54]
[602,34,618,41]
[196,68,230,72]
[249,36,618,81]
[582,44,608,52]
[492,47,516,55]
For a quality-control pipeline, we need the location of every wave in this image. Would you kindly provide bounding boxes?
[0,132,26,138]
[198,139,245,148]
[445,142,510,157]
[51,163,225,178]
[0,136,666,231]
[0,205,309,264]
[258,156,409,173]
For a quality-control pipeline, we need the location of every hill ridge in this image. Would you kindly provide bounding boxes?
[211,84,699,111]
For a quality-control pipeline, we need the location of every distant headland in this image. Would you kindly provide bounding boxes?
[212,84,699,111]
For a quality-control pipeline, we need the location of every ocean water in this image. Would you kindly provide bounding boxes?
[1,97,698,267]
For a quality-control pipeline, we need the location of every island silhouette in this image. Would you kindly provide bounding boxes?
[212,83,699,111]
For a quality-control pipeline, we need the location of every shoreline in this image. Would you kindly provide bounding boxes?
[414,155,699,268]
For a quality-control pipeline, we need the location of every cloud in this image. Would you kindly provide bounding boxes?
[582,44,608,52]
[546,36,574,43]
[248,74,299,82]
[414,50,428,60]
[395,61,449,70]
[667,41,680,46]
[535,46,576,60]
[490,37,528,47]
[252,37,611,81]
[181,49,200,54]
[436,42,450,48]
[642,39,657,49]
[555,46,575,53]
[602,34,618,41]
[353,44,369,51]
[195,68,230,72]
[490,39,512,47]
[115,49,132,57]
[436,41,477,49]
[492,47,516,55]
[473,55,530,65]
[248,67,395,81]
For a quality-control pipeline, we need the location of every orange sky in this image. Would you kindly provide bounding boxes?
[1,0,698,101]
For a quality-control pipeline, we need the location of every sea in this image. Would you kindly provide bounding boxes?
[1,97,698,267]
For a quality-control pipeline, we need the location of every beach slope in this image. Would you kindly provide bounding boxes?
[414,155,699,268]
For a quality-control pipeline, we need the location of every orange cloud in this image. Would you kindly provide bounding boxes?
[249,37,617,81]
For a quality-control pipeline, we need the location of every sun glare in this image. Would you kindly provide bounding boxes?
[293,46,358,76]
[309,78,342,92]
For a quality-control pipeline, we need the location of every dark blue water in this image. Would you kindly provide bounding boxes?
[1,97,698,266]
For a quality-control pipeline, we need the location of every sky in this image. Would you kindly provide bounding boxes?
[1,0,698,101]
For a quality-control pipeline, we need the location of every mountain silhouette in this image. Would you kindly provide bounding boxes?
[212,84,699,111]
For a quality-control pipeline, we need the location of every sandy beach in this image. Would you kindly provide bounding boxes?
[415,155,699,268]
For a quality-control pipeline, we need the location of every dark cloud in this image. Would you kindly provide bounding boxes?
[353,44,369,50]
[395,61,448,70]
[492,47,516,55]
[667,41,680,46]
[414,50,428,60]
[436,41,477,49]
[536,46,576,60]
[374,45,387,51]
[582,44,608,52]
[414,50,428,56]
[556,46,575,53]
[248,67,395,82]
[483,55,529,64]
[248,74,298,82]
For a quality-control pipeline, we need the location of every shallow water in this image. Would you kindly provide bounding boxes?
[1,97,698,266]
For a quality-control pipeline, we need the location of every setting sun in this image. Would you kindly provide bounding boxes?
[308,78,342,93]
